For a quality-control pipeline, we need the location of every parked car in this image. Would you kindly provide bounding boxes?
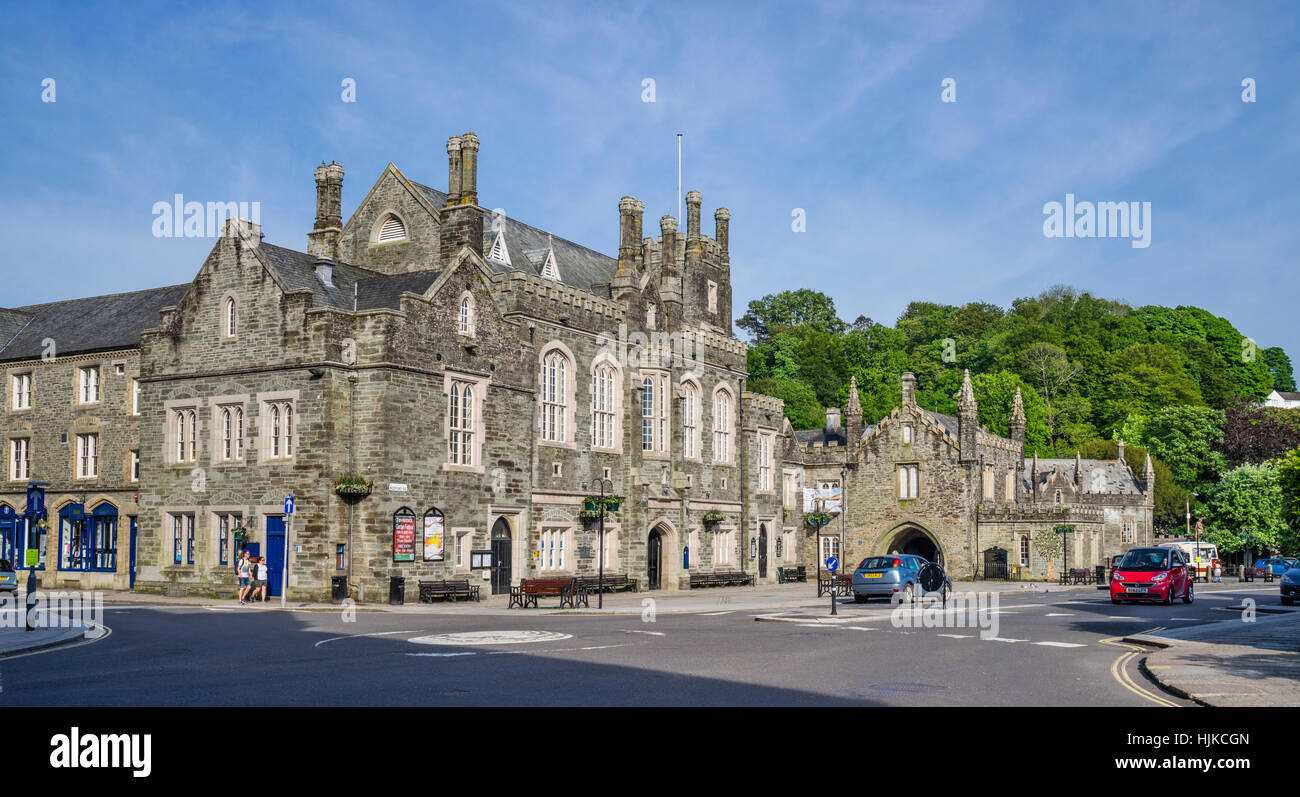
[1281,563,1300,606]
[0,559,18,593]
[851,554,951,603]
[1110,547,1194,605]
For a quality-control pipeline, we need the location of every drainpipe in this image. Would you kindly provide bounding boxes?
[738,377,748,575]
[348,370,357,597]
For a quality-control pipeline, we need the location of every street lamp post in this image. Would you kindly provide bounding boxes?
[584,478,614,610]
[1186,492,1199,581]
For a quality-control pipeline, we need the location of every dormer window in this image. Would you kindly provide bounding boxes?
[540,240,561,282]
[377,214,407,243]
[487,230,511,265]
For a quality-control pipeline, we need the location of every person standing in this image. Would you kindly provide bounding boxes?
[237,551,253,605]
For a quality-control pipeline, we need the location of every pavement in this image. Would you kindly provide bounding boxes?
[1125,608,1300,707]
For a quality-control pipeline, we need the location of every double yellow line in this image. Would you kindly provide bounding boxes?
[1101,629,1181,708]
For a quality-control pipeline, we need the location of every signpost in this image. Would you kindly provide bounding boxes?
[1054,525,1075,579]
[25,481,49,632]
[282,494,295,608]
[825,555,839,616]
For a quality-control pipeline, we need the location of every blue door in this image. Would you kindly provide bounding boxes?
[265,516,286,597]
[0,505,17,565]
[128,518,137,590]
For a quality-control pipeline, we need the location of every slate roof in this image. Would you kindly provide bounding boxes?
[1274,391,1300,401]
[259,243,439,312]
[0,285,190,362]
[411,180,618,293]
[1025,458,1142,495]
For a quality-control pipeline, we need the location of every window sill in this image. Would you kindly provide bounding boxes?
[538,440,576,451]
[442,463,485,475]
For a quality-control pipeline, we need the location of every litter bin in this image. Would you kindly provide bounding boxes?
[331,576,348,603]
[389,576,405,606]
[1094,565,1105,585]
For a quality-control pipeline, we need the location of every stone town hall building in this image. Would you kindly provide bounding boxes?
[0,133,1153,600]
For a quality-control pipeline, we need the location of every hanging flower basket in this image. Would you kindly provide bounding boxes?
[702,509,727,529]
[582,495,623,513]
[232,526,249,543]
[334,477,373,499]
[804,511,834,529]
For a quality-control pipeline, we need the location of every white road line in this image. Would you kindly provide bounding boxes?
[937,634,972,639]
[798,623,834,628]
[1107,616,1147,621]
[699,611,735,616]
[408,652,476,657]
[987,637,1028,643]
[619,630,665,636]
[1034,641,1086,648]
[1045,613,1075,617]
[844,626,879,631]
[315,630,420,648]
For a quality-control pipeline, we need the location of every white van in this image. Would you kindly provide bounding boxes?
[1157,541,1219,582]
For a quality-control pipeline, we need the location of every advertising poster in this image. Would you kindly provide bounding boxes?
[393,513,416,562]
[423,513,445,561]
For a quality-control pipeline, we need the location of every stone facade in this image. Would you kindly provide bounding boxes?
[784,372,1155,581]
[0,132,785,601]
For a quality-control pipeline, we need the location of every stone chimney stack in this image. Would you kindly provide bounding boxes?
[825,406,842,433]
[958,370,978,463]
[1075,451,1084,490]
[458,132,480,206]
[659,215,683,326]
[901,372,917,407]
[714,208,730,257]
[686,191,702,238]
[439,133,484,266]
[1117,439,1126,463]
[613,197,643,301]
[307,161,344,260]
[446,136,462,205]
[1143,452,1155,504]
[845,375,863,444]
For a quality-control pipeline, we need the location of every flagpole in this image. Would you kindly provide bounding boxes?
[677,133,682,223]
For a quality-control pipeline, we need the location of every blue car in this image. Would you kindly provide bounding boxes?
[1254,558,1298,577]
[852,554,951,603]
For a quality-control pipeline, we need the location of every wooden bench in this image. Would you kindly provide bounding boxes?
[1059,568,1094,586]
[818,573,853,597]
[509,578,589,609]
[1241,565,1273,583]
[418,579,481,603]
[688,570,754,589]
[574,574,638,594]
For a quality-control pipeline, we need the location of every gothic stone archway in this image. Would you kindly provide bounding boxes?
[882,524,944,568]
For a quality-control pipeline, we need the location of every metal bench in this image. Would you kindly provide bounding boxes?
[574,574,637,594]
[818,573,853,597]
[418,579,481,602]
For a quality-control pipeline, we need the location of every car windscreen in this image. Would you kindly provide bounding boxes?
[859,557,899,570]
[1118,550,1170,570]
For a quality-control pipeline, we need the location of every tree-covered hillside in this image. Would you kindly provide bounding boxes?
[743,285,1299,553]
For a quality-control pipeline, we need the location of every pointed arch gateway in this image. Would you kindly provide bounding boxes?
[881,523,944,568]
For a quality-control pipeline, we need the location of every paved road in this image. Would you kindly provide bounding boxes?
[0,583,1284,706]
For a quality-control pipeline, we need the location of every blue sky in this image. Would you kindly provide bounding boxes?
[2,0,1297,359]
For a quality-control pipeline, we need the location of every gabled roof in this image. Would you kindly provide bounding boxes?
[0,285,190,362]
[1273,390,1300,401]
[408,180,618,293]
[259,243,439,312]
[1025,458,1142,495]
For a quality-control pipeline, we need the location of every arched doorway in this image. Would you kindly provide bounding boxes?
[647,528,663,590]
[886,525,943,567]
[490,517,512,595]
[758,523,769,579]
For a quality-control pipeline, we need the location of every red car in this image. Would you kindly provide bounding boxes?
[1110,547,1194,605]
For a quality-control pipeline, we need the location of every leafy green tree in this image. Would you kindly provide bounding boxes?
[970,372,1049,453]
[1204,464,1290,558]
[737,289,845,341]
[1142,405,1226,489]
[749,376,824,430]
[1276,447,1300,556]
[1095,343,1202,434]
[1263,347,1296,392]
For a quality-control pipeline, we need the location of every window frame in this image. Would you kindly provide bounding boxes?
[78,365,100,405]
[712,386,734,465]
[12,372,32,411]
[9,437,31,482]
[590,358,621,452]
[75,433,99,480]
[898,464,919,499]
[538,347,573,446]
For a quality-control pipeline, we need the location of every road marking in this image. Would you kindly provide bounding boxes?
[314,630,419,648]
[986,637,1028,643]
[1034,641,1086,648]
[798,623,834,628]
[937,634,972,639]
[409,630,572,646]
[1045,613,1074,617]
[699,611,735,616]
[1107,616,1147,621]
[844,626,879,631]
[408,652,476,658]
[620,630,665,636]
[1099,634,1179,708]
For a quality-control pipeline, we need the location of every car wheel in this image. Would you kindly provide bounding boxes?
[1163,584,1174,605]
[1182,581,1193,604]
[901,583,914,604]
